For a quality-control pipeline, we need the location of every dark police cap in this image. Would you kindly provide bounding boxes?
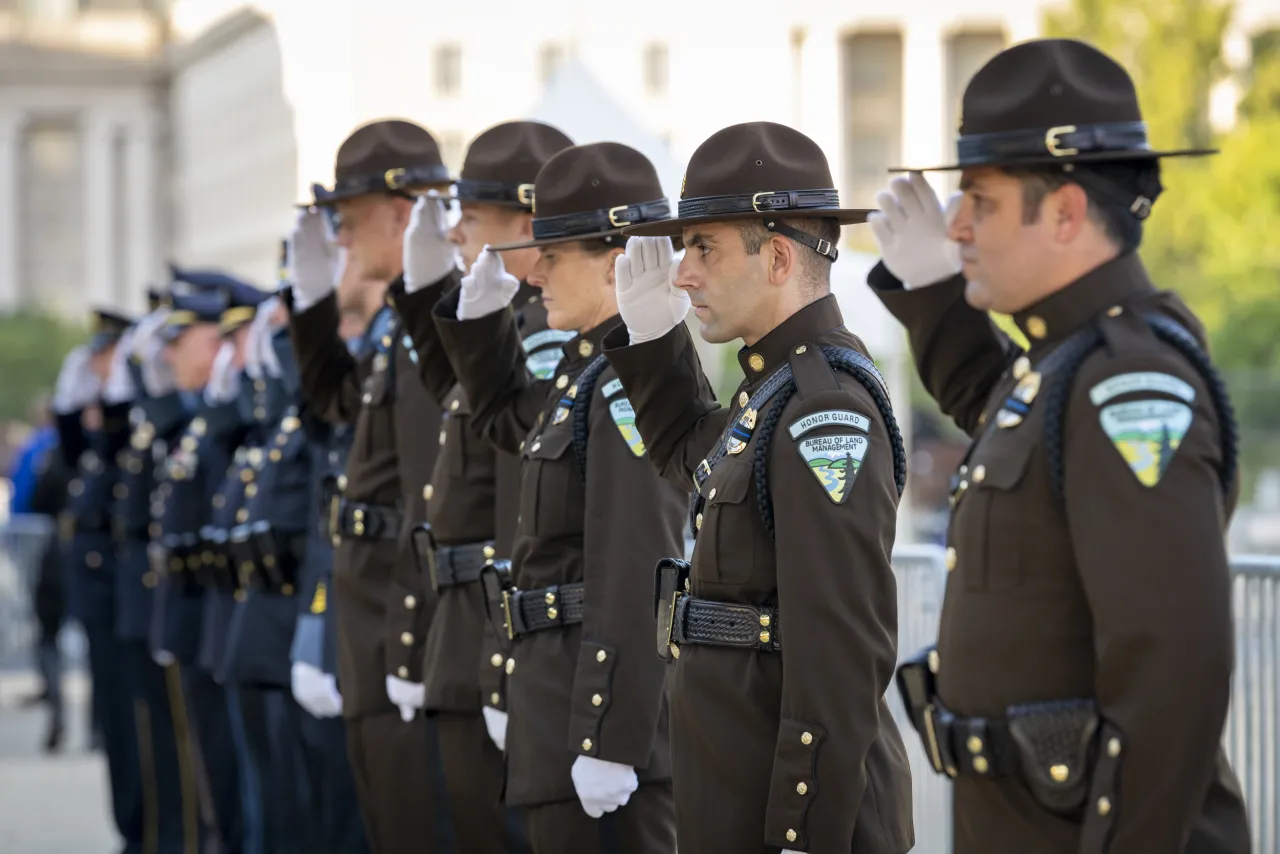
[163,264,262,342]
[894,38,1217,172]
[312,119,449,207]
[88,308,133,355]
[451,121,575,209]
[489,142,670,251]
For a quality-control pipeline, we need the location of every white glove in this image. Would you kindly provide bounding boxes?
[289,208,337,312]
[131,309,177,397]
[571,755,639,819]
[101,328,138,404]
[244,297,284,380]
[482,706,508,752]
[616,236,688,344]
[457,247,520,320]
[385,674,425,723]
[52,346,101,413]
[152,649,175,667]
[204,342,240,405]
[292,661,344,719]
[403,193,457,293]
[867,172,963,289]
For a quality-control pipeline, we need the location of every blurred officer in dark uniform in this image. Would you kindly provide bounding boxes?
[53,308,149,852]
[428,143,687,853]
[286,121,451,853]
[152,269,262,854]
[869,39,1250,854]
[392,120,576,854]
[113,291,206,854]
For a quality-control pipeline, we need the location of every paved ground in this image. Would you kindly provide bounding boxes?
[0,669,115,854]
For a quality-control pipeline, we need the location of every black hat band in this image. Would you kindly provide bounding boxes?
[677,188,841,219]
[455,178,537,208]
[531,198,670,240]
[318,163,452,202]
[956,121,1150,165]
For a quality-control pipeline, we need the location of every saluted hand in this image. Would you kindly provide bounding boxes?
[615,235,688,344]
[456,246,520,320]
[204,341,240,405]
[867,171,963,289]
[102,327,138,404]
[403,193,456,293]
[52,345,102,414]
[130,309,178,397]
[289,208,338,311]
[244,297,284,381]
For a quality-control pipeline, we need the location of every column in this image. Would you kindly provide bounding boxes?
[82,110,117,308]
[124,112,158,315]
[901,18,946,197]
[0,110,22,310]
[797,26,844,196]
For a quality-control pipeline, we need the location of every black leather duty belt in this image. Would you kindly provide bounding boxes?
[502,582,585,639]
[409,523,497,591]
[334,498,401,542]
[227,521,306,594]
[670,596,781,655]
[154,533,231,594]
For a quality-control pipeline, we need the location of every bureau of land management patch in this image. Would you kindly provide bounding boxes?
[1099,399,1193,487]
[609,399,646,457]
[795,433,869,504]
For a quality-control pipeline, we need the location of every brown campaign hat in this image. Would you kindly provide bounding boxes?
[313,119,450,206]
[624,122,870,255]
[894,38,1217,172]
[451,121,575,209]
[488,142,671,251]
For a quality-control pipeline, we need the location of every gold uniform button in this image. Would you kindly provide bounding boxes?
[269,449,282,462]
[973,756,990,774]
[695,513,703,530]
[236,508,249,523]
[737,391,749,408]
[505,657,515,674]
[1050,764,1070,782]
[544,591,556,605]
[397,666,408,679]
[450,399,459,411]
[945,547,957,571]
[337,475,348,492]
[423,484,434,501]
[1106,305,1123,318]
[578,340,594,358]
[800,732,813,746]
[491,653,504,668]
[708,488,717,501]
[483,545,496,559]
[795,345,807,355]
[142,572,157,589]
[581,738,593,751]
[972,465,986,483]
[404,595,417,610]
[759,614,771,627]
[1012,355,1031,380]
[531,442,541,453]
[927,649,941,674]
[1025,315,1048,339]
[967,736,983,754]
[1097,796,1112,816]
[86,552,102,568]
[748,353,765,372]
[438,430,447,446]
[245,484,258,498]
[1107,737,1122,758]
[491,692,501,705]
[400,632,413,646]
[546,607,558,620]
[212,494,226,509]
[759,630,771,644]
[556,375,569,390]
[596,650,607,663]
[786,830,797,843]
[796,781,808,795]
[591,694,603,707]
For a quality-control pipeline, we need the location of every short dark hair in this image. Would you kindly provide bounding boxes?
[1001,164,1154,252]
[735,217,840,295]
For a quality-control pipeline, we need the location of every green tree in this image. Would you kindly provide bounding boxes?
[0,311,88,423]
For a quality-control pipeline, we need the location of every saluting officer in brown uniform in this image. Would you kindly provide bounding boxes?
[602,122,915,854]
[286,119,450,853]
[425,143,685,853]
[868,40,1251,853]
[391,120,575,853]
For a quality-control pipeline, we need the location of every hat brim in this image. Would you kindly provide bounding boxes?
[305,181,454,208]
[489,227,632,252]
[88,332,121,356]
[622,208,873,238]
[891,147,1218,172]
[446,193,528,209]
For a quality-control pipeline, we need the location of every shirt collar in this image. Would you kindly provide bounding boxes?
[737,294,845,379]
[560,314,621,370]
[1012,252,1156,352]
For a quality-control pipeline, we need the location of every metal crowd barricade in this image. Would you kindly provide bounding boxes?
[0,513,56,670]
[889,548,1280,853]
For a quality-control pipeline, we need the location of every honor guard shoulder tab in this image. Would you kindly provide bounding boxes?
[1042,312,1237,502]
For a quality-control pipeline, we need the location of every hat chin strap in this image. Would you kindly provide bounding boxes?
[763,219,838,262]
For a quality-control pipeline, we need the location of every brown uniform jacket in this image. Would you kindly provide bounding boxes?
[288,283,444,719]
[603,295,915,854]
[433,293,685,808]
[871,252,1250,854]
[394,276,571,713]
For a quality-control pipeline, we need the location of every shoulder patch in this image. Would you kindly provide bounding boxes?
[310,581,327,615]
[788,409,871,439]
[1090,372,1195,406]
[525,349,562,380]
[522,329,576,352]
[1099,399,1193,487]
[608,398,645,457]
[795,433,869,504]
[601,378,624,398]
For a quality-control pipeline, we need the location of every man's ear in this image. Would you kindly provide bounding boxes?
[766,233,799,285]
[1051,182,1091,244]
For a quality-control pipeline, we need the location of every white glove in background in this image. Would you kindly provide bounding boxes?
[101,328,138,404]
[152,649,175,667]
[245,297,284,380]
[289,208,337,312]
[867,172,963,289]
[615,236,689,344]
[131,309,178,397]
[570,755,639,819]
[403,194,457,293]
[292,662,344,719]
[204,342,240,405]
[385,674,425,723]
[457,247,520,320]
[482,706,508,752]
[52,346,101,414]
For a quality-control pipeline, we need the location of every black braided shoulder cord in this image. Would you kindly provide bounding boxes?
[569,354,611,482]
[1043,327,1105,502]
[753,347,909,540]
